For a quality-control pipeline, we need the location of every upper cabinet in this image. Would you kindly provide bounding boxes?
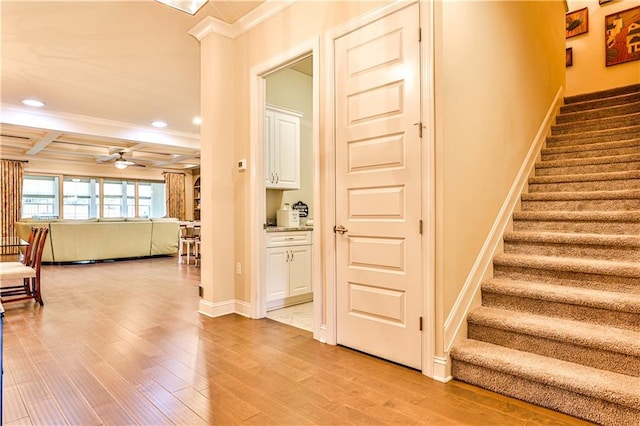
[265,105,302,190]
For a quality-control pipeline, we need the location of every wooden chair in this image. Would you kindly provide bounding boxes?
[0,227,37,268]
[179,223,200,265]
[0,227,49,305]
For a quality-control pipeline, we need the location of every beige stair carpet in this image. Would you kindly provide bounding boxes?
[450,84,640,425]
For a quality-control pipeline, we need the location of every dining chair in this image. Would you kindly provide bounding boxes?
[179,223,200,265]
[0,227,37,268]
[0,227,49,305]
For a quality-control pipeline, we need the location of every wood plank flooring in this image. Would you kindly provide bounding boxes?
[2,256,592,425]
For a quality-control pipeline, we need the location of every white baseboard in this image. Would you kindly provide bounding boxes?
[443,87,564,353]
[234,300,252,318]
[198,298,253,318]
[432,356,452,383]
[198,298,235,318]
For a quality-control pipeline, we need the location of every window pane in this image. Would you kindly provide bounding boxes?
[22,175,59,219]
[63,178,99,219]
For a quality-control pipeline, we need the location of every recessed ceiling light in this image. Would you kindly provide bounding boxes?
[151,120,168,128]
[193,116,202,125]
[22,98,46,108]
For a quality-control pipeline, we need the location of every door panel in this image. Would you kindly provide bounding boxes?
[335,3,421,369]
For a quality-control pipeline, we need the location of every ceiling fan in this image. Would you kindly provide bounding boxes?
[101,152,146,169]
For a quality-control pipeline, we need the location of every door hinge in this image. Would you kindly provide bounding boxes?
[418,27,422,43]
[419,316,423,331]
[198,286,203,298]
[419,219,423,234]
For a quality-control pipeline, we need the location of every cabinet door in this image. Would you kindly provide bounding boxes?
[272,112,300,189]
[265,247,288,302]
[288,245,312,297]
[265,109,275,186]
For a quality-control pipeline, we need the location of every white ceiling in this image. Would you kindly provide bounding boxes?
[0,0,264,171]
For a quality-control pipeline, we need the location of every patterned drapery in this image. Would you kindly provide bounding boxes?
[164,172,185,221]
[1,160,25,254]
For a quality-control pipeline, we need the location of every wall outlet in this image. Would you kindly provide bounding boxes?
[236,262,242,275]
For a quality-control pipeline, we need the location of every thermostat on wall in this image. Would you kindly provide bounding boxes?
[238,158,247,171]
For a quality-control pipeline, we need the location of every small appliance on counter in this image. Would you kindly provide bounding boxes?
[277,203,300,227]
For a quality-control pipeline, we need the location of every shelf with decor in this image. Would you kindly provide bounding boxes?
[193,176,200,221]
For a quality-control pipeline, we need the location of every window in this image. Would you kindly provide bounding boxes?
[22,175,166,219]
[138,182,166,218]
[22,175,59,218]
[63,178,99,219]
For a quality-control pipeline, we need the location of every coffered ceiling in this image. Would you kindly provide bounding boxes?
[0,0,266,171]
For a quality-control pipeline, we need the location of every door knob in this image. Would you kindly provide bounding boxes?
[334,225,348,234]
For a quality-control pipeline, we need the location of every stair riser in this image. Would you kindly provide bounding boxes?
[541,145,640,161]
[536,161,640,176]
[552,115,640,136]
[513,219,640,234]
[451,361,640,425]
[493,264,640,294]
[503,240,640,262]
[482,291,640,332]
[556,103,640,124]
[528,179,640,192]
[546,128,640,148]
[561,93,640,114]
[467,324,640,377]
[521,199,640,211]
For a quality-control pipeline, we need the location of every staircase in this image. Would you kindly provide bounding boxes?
[450,84,640,425]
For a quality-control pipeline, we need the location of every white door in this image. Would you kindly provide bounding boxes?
[273,111,300,189]
[334,3,422,369]
[265,247,287,302]
[288,245,312,297]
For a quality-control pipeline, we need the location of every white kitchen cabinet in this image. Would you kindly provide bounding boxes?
[266,231,312,309]
[265,105,301,190]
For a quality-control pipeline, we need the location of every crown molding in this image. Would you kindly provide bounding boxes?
[189,0,295,41]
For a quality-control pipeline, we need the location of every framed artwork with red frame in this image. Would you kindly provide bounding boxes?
[605,5,640,66]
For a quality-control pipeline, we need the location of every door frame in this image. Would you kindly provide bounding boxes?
[323,0,436,377]
[248,38,322,339]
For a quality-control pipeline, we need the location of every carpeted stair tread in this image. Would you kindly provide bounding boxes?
[564,83,640,104]
[536,152,640,169]
[541,138,640,159]
[521,189,640,202]
[560,91,640,114]
[493,253,640,279]
[529,169,640,184]
[545,125,640,148]
[467,307,640,358]
[513,210,640,222]
[451,339,640,409]
[483,278,640,315]
[504,230,640,248]
[556,101,640,124]
[551,112,640,136]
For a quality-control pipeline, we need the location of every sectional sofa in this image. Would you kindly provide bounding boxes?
[15,217,179,263]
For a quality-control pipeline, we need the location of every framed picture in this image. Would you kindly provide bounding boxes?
[566,7,589,38]
[605,5,640,66]
[566,47,573,67]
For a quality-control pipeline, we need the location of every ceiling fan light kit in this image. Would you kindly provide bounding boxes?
[114,159,128,169]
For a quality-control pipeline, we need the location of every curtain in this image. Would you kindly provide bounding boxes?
[1,160,25,254]
[164,172,185,221]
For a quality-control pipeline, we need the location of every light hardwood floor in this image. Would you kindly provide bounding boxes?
[2,256,591,425]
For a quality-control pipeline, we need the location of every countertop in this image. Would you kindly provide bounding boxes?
[265,226,314,232]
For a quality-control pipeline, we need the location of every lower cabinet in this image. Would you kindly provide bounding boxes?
[266,231,312,310]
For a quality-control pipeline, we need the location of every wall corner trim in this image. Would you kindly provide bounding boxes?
[189,0,295,41]
[442,86,565,353]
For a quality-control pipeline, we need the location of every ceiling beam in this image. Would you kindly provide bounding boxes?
[25,131,61,155]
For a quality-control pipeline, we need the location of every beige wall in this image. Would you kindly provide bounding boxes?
[434,1,566,352]
[566,0,640,96]
[265,67,314,222]
[229,1,385,303]
[199,0,566,363]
